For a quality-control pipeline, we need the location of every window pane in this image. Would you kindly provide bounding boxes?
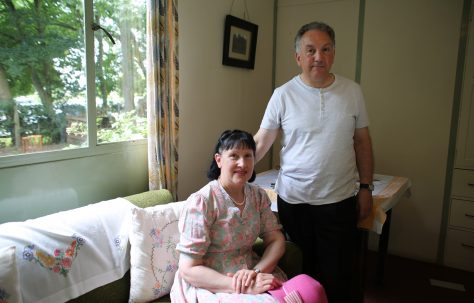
[0,0,87,156]
[94,0,147,144]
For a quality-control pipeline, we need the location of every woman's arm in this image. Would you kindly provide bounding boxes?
[179,254,280,294]
[229,230,285,293]
[252,230,285,274]
[178,254,234,293]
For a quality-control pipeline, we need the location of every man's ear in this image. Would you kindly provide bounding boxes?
[295,52,302,67]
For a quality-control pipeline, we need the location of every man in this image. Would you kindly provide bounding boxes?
[254,21,374,303]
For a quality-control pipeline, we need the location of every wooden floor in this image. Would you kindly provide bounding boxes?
[363,251,474,303]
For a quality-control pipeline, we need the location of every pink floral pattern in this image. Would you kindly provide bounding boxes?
[170,181,286,302]
[22,234,85,277]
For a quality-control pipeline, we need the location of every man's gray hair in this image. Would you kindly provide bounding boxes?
[294,21,336,52]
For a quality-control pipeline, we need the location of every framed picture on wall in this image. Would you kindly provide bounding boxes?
[222,15,258,69]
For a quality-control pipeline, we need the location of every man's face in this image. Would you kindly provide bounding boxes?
[295,29,335,88]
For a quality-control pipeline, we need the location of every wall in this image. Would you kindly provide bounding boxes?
[0,0,275,223]
[362,0,463,262]
[177,0,275,200]
[274,0,464,263]
[0,144,148,223]
[272,0,361,165]
[275,0,360,83]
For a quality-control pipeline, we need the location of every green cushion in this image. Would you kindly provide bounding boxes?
[67,271,131,303]
[150,295,171,302]
[125,189,174,208]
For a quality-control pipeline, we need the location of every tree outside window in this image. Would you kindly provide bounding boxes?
[0,0,147,157]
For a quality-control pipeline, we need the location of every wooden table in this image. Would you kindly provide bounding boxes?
[254,169,412,286]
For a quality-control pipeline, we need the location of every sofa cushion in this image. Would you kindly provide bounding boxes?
[129,201,185,302]
[0,246,22,303]
[126,190,174,208]
[0,198,135,303]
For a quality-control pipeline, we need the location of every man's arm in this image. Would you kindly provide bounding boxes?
[254,128,279,163]
[354,127,374,220]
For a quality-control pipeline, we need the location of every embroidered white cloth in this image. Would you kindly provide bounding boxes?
[0,197,135,303]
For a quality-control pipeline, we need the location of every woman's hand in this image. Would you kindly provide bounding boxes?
[245,272,282,294]
[228,269,257,293]
[227,271,282,294]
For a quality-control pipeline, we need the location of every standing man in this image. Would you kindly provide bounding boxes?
[254,21,374,303]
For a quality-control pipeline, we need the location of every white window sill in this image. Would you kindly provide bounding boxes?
[0,139,147,169]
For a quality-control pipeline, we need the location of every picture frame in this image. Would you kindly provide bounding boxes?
[222,15,258,69]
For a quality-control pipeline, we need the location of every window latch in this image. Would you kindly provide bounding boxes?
[91,22,116,45]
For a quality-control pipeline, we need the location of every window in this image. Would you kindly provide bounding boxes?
[0,0,147,159]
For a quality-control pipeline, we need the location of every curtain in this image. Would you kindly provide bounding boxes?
[146,0,179,200]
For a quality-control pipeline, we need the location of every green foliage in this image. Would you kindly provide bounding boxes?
[0,137,11,148]
[0,100,14,139]
[66,110,147,144]
[0,0,148,155]
[97,110,147,143]
[0,100,86,145]
[0,0,84,98]
[66,121,87,138]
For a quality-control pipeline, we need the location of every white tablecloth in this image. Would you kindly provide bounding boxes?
[254,170,412,234]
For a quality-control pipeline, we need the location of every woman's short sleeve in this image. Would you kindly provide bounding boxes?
[176,193,214,257]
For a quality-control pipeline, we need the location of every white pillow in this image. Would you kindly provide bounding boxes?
[0,246,22,303]
[129,201,185,302]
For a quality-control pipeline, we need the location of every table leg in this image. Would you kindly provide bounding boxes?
[376,209,392,285]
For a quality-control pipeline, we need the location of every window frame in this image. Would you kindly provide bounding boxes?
[0,0,147,169]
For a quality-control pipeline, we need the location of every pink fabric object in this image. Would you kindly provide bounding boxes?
[268,274,328,303]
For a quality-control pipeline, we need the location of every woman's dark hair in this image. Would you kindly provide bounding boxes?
[207,129,256,182]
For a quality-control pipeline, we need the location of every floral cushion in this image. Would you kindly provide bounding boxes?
[128,201,185,302]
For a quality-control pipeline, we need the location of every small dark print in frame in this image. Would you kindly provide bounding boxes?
[222,15,258,69]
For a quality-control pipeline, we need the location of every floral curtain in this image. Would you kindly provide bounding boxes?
[146,0,179,200]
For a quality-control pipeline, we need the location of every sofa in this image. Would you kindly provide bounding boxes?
[0,189,302,303]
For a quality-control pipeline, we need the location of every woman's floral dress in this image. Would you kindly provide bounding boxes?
[170,180,287,302]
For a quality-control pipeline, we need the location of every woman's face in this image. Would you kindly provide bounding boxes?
[215,146,255,187]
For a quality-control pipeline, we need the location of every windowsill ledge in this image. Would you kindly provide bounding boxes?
[0,139,147,169]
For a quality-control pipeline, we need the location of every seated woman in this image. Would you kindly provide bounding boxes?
[170,130,327,303]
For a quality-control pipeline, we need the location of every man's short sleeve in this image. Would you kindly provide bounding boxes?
[260,88,282,130]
